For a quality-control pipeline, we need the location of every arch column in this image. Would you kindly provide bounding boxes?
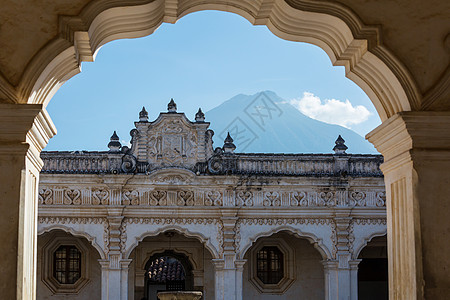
[99,259,132,300]
[0,104,56,300]
[322,259,360,300]
[367,112,450,300]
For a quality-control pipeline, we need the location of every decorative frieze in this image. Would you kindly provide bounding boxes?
[125,217,219,225]
[238,218,333,226]
[38,217,106,224]
[38,186,386,208]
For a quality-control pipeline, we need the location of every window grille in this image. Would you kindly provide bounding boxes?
[53,245,81,284]
[256,246,284,284]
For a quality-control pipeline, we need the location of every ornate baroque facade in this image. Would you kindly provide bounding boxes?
[37,102,386,300]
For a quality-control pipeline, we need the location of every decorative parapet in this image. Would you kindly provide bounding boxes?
[40,104,383,177]
[41,151,383,177]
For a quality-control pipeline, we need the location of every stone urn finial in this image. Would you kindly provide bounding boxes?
[108,131,121,152]
[195,108,205,122]
[333,135,348,154]
[168,98,177,113]
[139,106,148,122]
[223,132,236,153]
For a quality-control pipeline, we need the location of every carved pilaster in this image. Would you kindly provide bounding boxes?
[367,112,450,300]
[334,212,352,266]
[106,208,125,268]
[0,104,56,299]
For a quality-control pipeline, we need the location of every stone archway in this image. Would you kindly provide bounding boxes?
[1,1,449,300]
[128,231,215,300]
[22,0,416,121]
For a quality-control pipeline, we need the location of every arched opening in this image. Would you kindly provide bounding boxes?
[243,231,324,299]
[128,231,214,300]
[3,1,440,299]
[357,235,388,300]
[144,250,193,299]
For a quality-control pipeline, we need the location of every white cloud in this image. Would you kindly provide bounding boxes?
[289,92,371,128]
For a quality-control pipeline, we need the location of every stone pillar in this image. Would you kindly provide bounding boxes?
[349,260,361,300]
[100,208,130,300]
[367,112,450,300]
[99,259,132,300]
[234,259,246,299]
[322,260,339,300]
[0,104,56,300]
[326,212,354,299]
[213,209,244,300]
[322,258,357,300]
[212,259,225,300]
[212,259,246,300]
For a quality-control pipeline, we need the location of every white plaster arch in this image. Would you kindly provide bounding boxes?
[353,229,387,260]
[18,0,420,122]
[124,224,220,259]
[37,225,107,259]
[239,225,332,260]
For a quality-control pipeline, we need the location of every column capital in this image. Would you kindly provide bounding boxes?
[349,259,362,269]
[0,103,56,147]
[321,260,339,269]
[0,103,56,170]
[367,111,450,173]
[211,258,225,270]
[234,259,247,271]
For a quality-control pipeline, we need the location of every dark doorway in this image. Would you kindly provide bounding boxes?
[144,250,194,300]
[358,235,388,300]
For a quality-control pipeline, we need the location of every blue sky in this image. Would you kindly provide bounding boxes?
[45,11,380,151]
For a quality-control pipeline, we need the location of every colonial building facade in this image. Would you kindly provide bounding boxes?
[36,102,387,300]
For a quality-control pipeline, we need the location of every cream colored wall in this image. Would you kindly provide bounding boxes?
[243,232,324,300]
[36,231,102,300]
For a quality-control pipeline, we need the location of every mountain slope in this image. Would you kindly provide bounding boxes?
[205,91,377,154]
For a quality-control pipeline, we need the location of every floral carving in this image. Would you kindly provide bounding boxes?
[150,191,167,206]
[291,191,306,206]
[319,191,334,206]
[350,191,366,206]
[205,191,222,206]
[39,188,53,205]
[93,189,109,205]
[239,218,332,226]
[236,191,253,206]
[38,217,106,224]
[64,189,81,205]
[376,192,386,207]
[178,191,194,206]
[123,190,139,205]
[264,192,280,206]
[354,218,386,225]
